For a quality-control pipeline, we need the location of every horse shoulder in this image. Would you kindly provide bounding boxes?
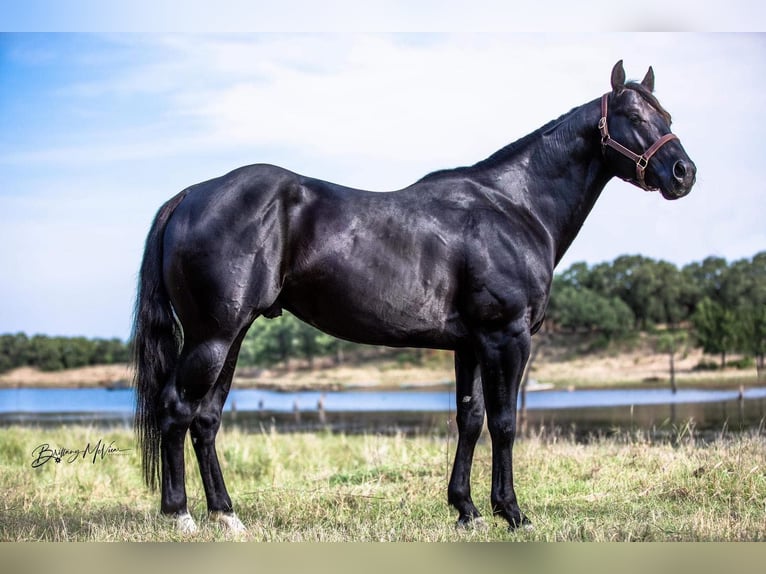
[459,211,554,333]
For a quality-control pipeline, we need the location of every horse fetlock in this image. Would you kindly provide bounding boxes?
[169,511,198,535]
[210,511,247,534]
[505,511,532,531]
[455,515,488,532]
[492,501,530,530]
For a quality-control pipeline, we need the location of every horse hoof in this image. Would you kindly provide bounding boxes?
[508,515,533,532]
[210,511,247,535]
[455,516,489,532]
[173,512,198,535]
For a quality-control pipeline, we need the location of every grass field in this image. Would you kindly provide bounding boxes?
[1,424,765,541]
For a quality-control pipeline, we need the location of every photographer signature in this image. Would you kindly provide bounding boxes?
[31,439,131,468]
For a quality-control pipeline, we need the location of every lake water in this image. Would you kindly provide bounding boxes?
[3,386,766,414]
[1,386,765,434]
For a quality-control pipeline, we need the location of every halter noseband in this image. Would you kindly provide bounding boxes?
[599,93,678,191]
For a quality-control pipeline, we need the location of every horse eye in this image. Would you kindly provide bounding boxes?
[629,113,643,125]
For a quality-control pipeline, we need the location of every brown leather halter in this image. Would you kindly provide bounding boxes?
[599,93,678,191]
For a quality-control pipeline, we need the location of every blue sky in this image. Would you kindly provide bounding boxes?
[1,31,765,339]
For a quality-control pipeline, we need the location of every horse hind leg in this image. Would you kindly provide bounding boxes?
[157,333,239,534]
[189,328,251,535]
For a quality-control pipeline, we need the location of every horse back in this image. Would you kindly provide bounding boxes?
[160,163,552,347]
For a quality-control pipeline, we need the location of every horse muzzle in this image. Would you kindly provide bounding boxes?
[660,157,696,200]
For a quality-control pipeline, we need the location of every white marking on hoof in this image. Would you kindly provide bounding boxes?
[456,516,489,532]
[210,511,247,534]
[508,519,534,533]
[174,512,198,535]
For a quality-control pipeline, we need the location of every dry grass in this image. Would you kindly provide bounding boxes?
[2,425,765,541]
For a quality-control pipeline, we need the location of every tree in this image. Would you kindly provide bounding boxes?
[682,256,728,302]
[556,261,593,290]
[736,305,766,381]
[606,255,691,328]
[240,315,299,368]
[691,298,737,368]
[731,252,766,380]
[547,280,635,338]
[28,335,65,371]
[91,338,130,365]
[0,333,30,373]
[294,318,322,368]
[653,260,687,326]
[61,337,92,369]
[656,331,688,394]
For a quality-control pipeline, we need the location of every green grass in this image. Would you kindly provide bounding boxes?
[1,425,765,541]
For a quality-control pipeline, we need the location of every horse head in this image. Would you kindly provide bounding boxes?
[599,60,696,200]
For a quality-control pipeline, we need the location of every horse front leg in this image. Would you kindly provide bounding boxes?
[475,324,533,530]
[448,345,486,528]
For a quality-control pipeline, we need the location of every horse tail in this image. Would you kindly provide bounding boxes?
[131,190,189,490]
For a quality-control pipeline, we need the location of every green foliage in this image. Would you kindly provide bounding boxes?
[727,357,755,370]
[238,312,368,369]
[656,330,688,355]
[0,333,129,374]
[736,305,766,378]
[0,333,30,373]
[551,251,765,371]
[557,255,689,329]
[547,280,634,338]
[693,359,719,372]
[655,330,689,392]
[691,298,737,367]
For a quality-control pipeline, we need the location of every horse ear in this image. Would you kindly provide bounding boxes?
[641,66,655,92]
[611,60,626,92]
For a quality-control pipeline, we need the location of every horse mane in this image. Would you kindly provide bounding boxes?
[416,106,581,183]
[416,83,671,185]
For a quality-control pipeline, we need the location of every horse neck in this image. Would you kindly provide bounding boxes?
[477,97,612,266]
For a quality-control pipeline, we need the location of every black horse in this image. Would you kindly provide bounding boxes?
[133,61,696,533]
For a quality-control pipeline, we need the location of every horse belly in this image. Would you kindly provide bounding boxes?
[280,265,464,349]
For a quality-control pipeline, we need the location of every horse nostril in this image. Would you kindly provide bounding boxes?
[673,160,687,182]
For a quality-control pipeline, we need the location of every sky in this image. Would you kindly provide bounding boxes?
[1,24,765,339]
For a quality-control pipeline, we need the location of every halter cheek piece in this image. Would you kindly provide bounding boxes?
[599,93,678,191]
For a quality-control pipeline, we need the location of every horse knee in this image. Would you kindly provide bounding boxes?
[486,411,516,442]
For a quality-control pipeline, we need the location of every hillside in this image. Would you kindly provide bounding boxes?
[0,332,759,390]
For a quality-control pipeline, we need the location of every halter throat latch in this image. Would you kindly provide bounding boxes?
[599,93,678,191]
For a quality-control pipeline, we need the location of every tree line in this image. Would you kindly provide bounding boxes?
[0,334,130,373]
[1,252,763,376]
[546,252,765,375]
